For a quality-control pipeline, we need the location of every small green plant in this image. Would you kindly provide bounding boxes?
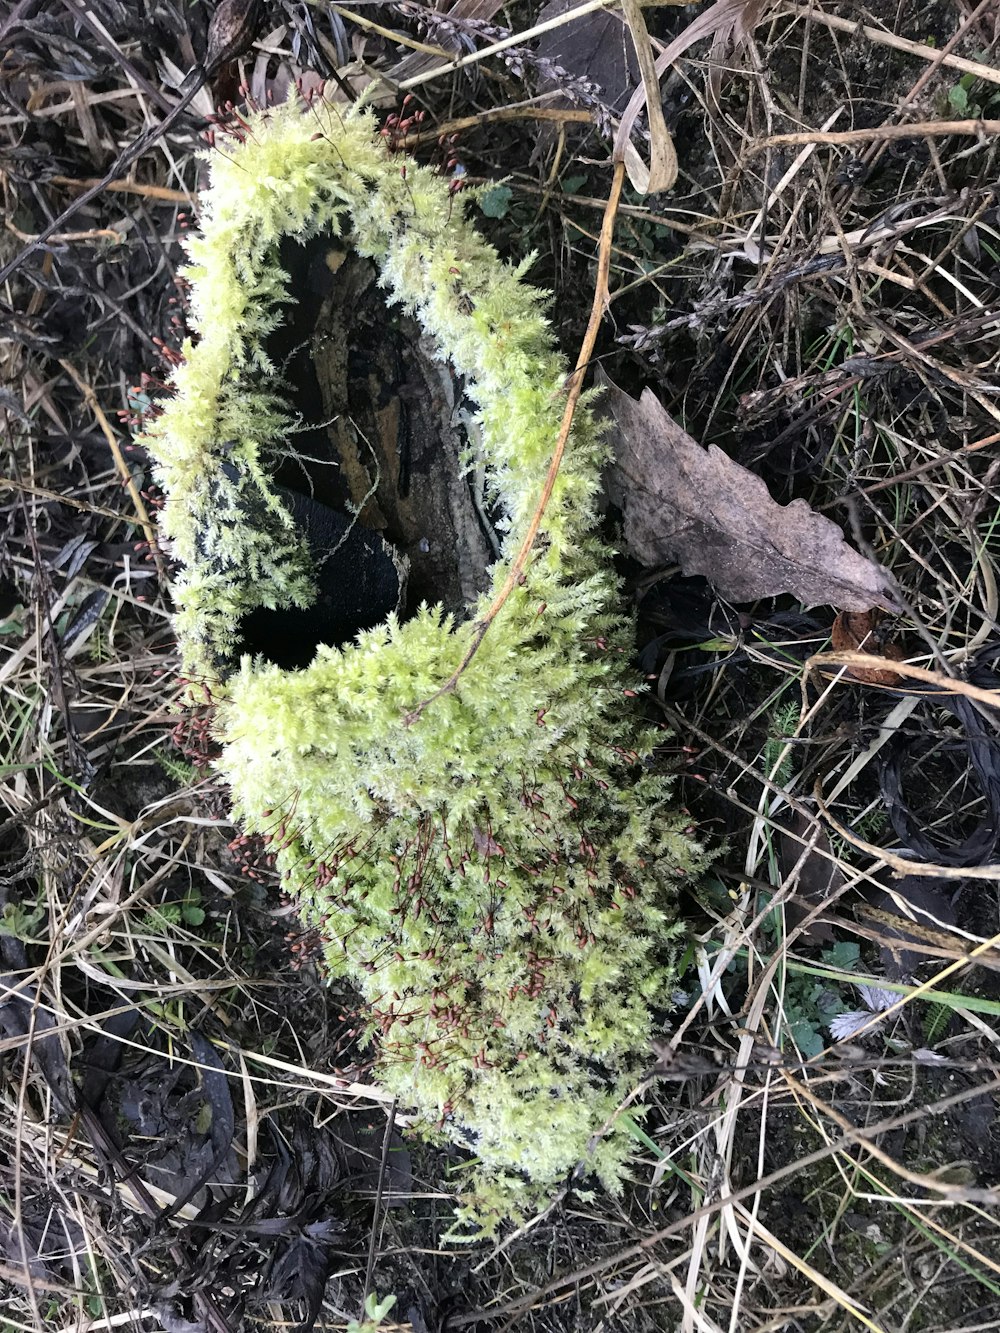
[762,697,800,786]
[0,899,45,944]
[348,1293,397,1333]
[153,745,198,786]
[140,901,182,931]
[0,603,25,638]
[478,183,513,218]
[947,69,1000,118]
[181,885,205,927]
[143,93,703,1231]
[780,941,861,1058]
[139,886,206,934]
[922,998,953,1046]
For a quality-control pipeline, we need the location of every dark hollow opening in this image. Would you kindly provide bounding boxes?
[233,233,499,670]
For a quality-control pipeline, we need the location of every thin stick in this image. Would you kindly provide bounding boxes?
[0,76,210,287]
[402,104,594,147]
[0,475,131,520]
[58,358,168,584]
[50,173,193,204]
[814,784,1000,883]
[5,221,125,245]
[750,118,1000,152]
[332,3,449,59]
[360,1099,397,1317]
[404,160,626,726]
[806,650,1000,711]
[784,3,1000,88]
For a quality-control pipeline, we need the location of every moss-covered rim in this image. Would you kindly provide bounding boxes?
[142,94,604,686]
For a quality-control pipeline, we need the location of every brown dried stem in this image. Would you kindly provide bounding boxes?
[750,118,1000,153]
[784,3,1000,88]
[57,358,168,584]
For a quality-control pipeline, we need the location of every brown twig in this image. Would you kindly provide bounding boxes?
[806,650,1000,710]
[401,104,594,147]
[813,782,1000,882]
[784,3,1000,88]
[749,118,1000,152]
[50,173,193,204]
[0,79,208,287]
[404,160,626,726]
[5,220,124,245]
[57,358,168,585]
[825,428,1000,502]
[0,475,129,521]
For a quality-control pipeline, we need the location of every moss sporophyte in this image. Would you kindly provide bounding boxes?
[142,93,703,1232]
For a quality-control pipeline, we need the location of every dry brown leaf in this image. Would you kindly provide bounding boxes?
[599,372,894,610]
[830,609,904,686]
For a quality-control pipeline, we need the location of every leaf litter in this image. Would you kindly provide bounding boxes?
[599,369,896,611]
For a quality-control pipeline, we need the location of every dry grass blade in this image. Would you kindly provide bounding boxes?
[395,0,615,91]
[451,1078,1000,1324]
[613,0,774,192]
[56,358,166,583]
[617,0,679,192]
[383,0,509,82]
[732,1204,880,1331]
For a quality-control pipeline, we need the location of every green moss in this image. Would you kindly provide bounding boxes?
[142,95,703,1232]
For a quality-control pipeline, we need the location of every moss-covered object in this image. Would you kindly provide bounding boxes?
[144,95,702,1230]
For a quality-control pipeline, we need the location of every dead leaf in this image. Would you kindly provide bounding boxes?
[599,371,894,611]
[830,609,904,686]
[205,0,263,75]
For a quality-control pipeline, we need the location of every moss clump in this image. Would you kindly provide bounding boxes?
[143,94,702,1232]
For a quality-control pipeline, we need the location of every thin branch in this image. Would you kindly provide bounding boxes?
[750,118,1000,153]
[784,3,1000,88]
[402,104,595,147]
[50,173,194,204]
[58,358,169,585]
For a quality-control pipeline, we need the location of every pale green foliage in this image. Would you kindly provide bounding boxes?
[348,1293,396,1333]
[143,95,703,1232]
